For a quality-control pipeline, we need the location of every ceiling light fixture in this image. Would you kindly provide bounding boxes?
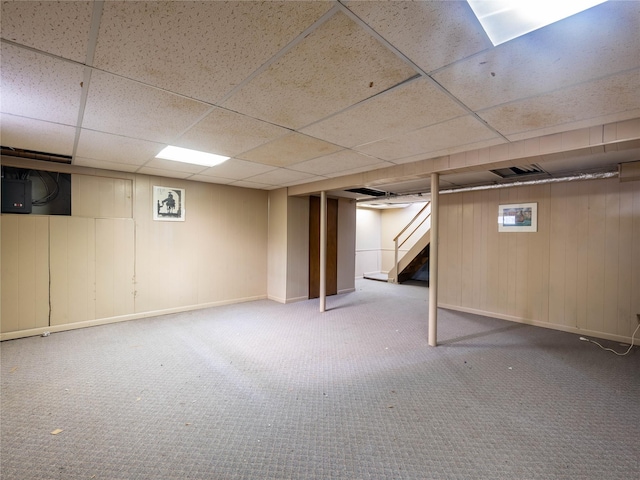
[155,145,230,167]
[467,0,608,46]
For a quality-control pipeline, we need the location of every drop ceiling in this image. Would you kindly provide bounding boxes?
[1,1,639,197]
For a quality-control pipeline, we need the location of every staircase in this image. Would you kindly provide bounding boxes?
[388,202,431,284]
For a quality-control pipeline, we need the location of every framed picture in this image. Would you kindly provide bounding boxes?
[153,186,185,221]
[498,202,537,232]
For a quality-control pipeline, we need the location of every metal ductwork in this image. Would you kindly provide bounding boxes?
[356,170,620,206]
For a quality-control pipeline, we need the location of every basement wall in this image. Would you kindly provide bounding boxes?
[438,177,640,343]
[1,172,269,339]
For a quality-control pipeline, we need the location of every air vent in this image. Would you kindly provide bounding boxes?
[1,146,72,164]
[490,164,546,178]
[346,187,388,197]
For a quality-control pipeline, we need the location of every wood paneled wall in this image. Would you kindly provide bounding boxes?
[438,178,640,342]
[2,173,269,338]
[0,215,49,332]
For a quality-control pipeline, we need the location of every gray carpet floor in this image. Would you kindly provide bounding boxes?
[1,279,639,479]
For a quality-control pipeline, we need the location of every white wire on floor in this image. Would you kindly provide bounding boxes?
[579,322,640,356]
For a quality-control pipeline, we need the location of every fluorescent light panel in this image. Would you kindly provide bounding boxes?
[156,145,229,167]
[467,0,608,46]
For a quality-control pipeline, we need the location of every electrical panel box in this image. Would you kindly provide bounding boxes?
[2,178,32,213]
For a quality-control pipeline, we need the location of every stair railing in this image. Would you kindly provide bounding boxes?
[393,202,431,283]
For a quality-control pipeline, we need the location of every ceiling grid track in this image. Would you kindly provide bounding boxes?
[336,1,510,144]
[71,0,105,162]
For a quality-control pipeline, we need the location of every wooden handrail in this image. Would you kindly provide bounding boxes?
[393,202,430,242]
[393,201,431,283]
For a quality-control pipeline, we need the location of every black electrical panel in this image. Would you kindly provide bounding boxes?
[2,178,32,214]
[1,166,71,215]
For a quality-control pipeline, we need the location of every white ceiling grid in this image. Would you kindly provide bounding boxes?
[1,0,639,195]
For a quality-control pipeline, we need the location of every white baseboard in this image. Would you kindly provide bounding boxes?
[439,303,636,344]
[0,295,267,341]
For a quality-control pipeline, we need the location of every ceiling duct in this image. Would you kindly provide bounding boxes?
[345,187,390,197]
[356,170,620,206]
[490,164,546,178]
[0,146,72,164]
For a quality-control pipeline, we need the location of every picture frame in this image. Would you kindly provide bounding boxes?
[498,202,537,232]
[153,186,185,221]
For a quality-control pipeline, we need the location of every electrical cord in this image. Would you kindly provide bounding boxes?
[579,322,640,356]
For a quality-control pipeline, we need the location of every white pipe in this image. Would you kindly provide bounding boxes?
[356,170,619,205]
[428,173,439,347]
[319,191,327,313]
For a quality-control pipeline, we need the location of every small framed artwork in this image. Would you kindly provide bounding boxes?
[153,186,185,221]
[498,202,537,232]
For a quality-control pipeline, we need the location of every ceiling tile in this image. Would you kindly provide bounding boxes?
[93,1,333,103]
[186,175,235,185]
[433,1,640,112]
[1,1,93,62]
[289,150,386,176]
[440,171,501,187]
[1,44,83,125]
[176,108,289,157]
[197,159,277,181]
[143,158,208,175]
[238,133,342,168]
[301,78,467,147]
[74,157,139,173]
[245,168,318,187]
[136,166,193,180]
[344,0,491,73]
[391,137,506,166]
[355,116,500,161]
[323,160,395,178]
[479,70,640,138]
[222,11,417,129]
[82,71,211,143]
[76,130,164,166]
[229,180,276,190]
[0,114,76,155]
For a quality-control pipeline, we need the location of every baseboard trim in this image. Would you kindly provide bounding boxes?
[0,295,267,341]
[439,303,636,344]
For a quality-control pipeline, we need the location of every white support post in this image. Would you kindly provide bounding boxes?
[319,191,327,313]
[428,173,439,347]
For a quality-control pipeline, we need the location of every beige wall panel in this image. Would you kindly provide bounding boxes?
[337,198,356,293]
[616,184,633,336]
[440,196,461,305]
[0,215,49,332]
[439,178,638,341]
[531,185,551,323]
[195,182,224,304]
[95,218,135,319]
[630,184,640,329]
[268,189,288,302]
[460,193,475,308]
[548,183,568,326]
[585,181,607,333]
[484,190,502,313]
[50,216,96,325]
[562,183,582,328]
[574,182,590,330]
[286,196,309,301]
[72,174,133,218]
[476,190,492,311]
[602,185,621,336]
[134,176,268,312]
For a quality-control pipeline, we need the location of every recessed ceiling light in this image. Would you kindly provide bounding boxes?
[467,0,608,46]
[155,145,230,167]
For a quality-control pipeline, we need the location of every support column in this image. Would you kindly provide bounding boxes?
[429,173,439,346]
[319,191,327,312]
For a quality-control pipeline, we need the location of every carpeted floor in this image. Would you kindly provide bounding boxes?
[1,279,639,479]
